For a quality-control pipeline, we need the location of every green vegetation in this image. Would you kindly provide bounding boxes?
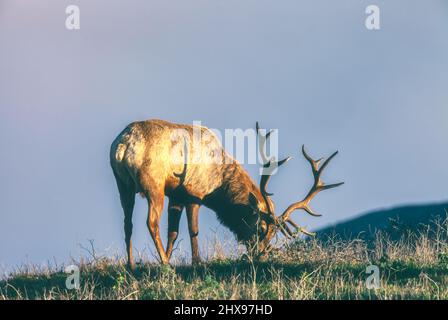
[1,222,448,300]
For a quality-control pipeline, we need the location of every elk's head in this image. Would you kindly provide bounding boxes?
[246,122,344,256]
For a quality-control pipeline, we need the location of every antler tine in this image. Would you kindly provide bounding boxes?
[319,150,338,173]
[257,122,291,198]
[285,219,316,237]
[256,122,273,165]
[301,144,317,167]
[259,175,274,197]
[278,222,295,239]
[278,145,344,236]
[259,156,292,197]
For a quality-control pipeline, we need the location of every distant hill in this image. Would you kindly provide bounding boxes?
[316,201,448,241]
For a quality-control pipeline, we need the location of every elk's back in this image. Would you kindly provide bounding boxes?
[110,119,230,199]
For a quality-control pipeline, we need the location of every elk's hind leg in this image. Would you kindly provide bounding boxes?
[166,202,184,260]
[186,204,201,264]
[115,177,136,270]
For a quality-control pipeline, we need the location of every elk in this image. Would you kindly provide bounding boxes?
[110,119,343,268]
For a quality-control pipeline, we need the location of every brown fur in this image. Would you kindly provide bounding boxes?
[110,119,273,266]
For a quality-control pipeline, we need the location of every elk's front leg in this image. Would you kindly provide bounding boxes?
[186,204,201,264]
[166,203,183,260]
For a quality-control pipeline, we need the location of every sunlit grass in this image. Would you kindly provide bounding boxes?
[1,219,447,300]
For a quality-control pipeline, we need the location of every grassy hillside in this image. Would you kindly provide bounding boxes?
[1,220,448,300]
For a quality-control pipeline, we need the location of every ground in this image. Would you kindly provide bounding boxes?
[1,224,448,300]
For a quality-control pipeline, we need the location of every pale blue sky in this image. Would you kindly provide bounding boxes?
[1,0,447,272]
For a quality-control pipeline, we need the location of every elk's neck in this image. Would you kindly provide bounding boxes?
[202,163,264,241]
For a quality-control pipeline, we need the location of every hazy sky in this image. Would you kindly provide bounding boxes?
[1,0,447,273]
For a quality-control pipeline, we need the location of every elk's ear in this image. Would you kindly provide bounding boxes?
[248,192,259,211]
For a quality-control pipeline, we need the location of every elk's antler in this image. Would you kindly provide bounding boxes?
[255,123,343,240]
[256,122,291,214]
[278,145,344,237]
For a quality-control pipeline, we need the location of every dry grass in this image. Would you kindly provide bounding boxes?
[1,220,447,300]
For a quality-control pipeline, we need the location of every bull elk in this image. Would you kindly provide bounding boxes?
[110,119,343,268]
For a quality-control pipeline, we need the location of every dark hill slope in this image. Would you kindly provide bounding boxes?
[316,201,448,240]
